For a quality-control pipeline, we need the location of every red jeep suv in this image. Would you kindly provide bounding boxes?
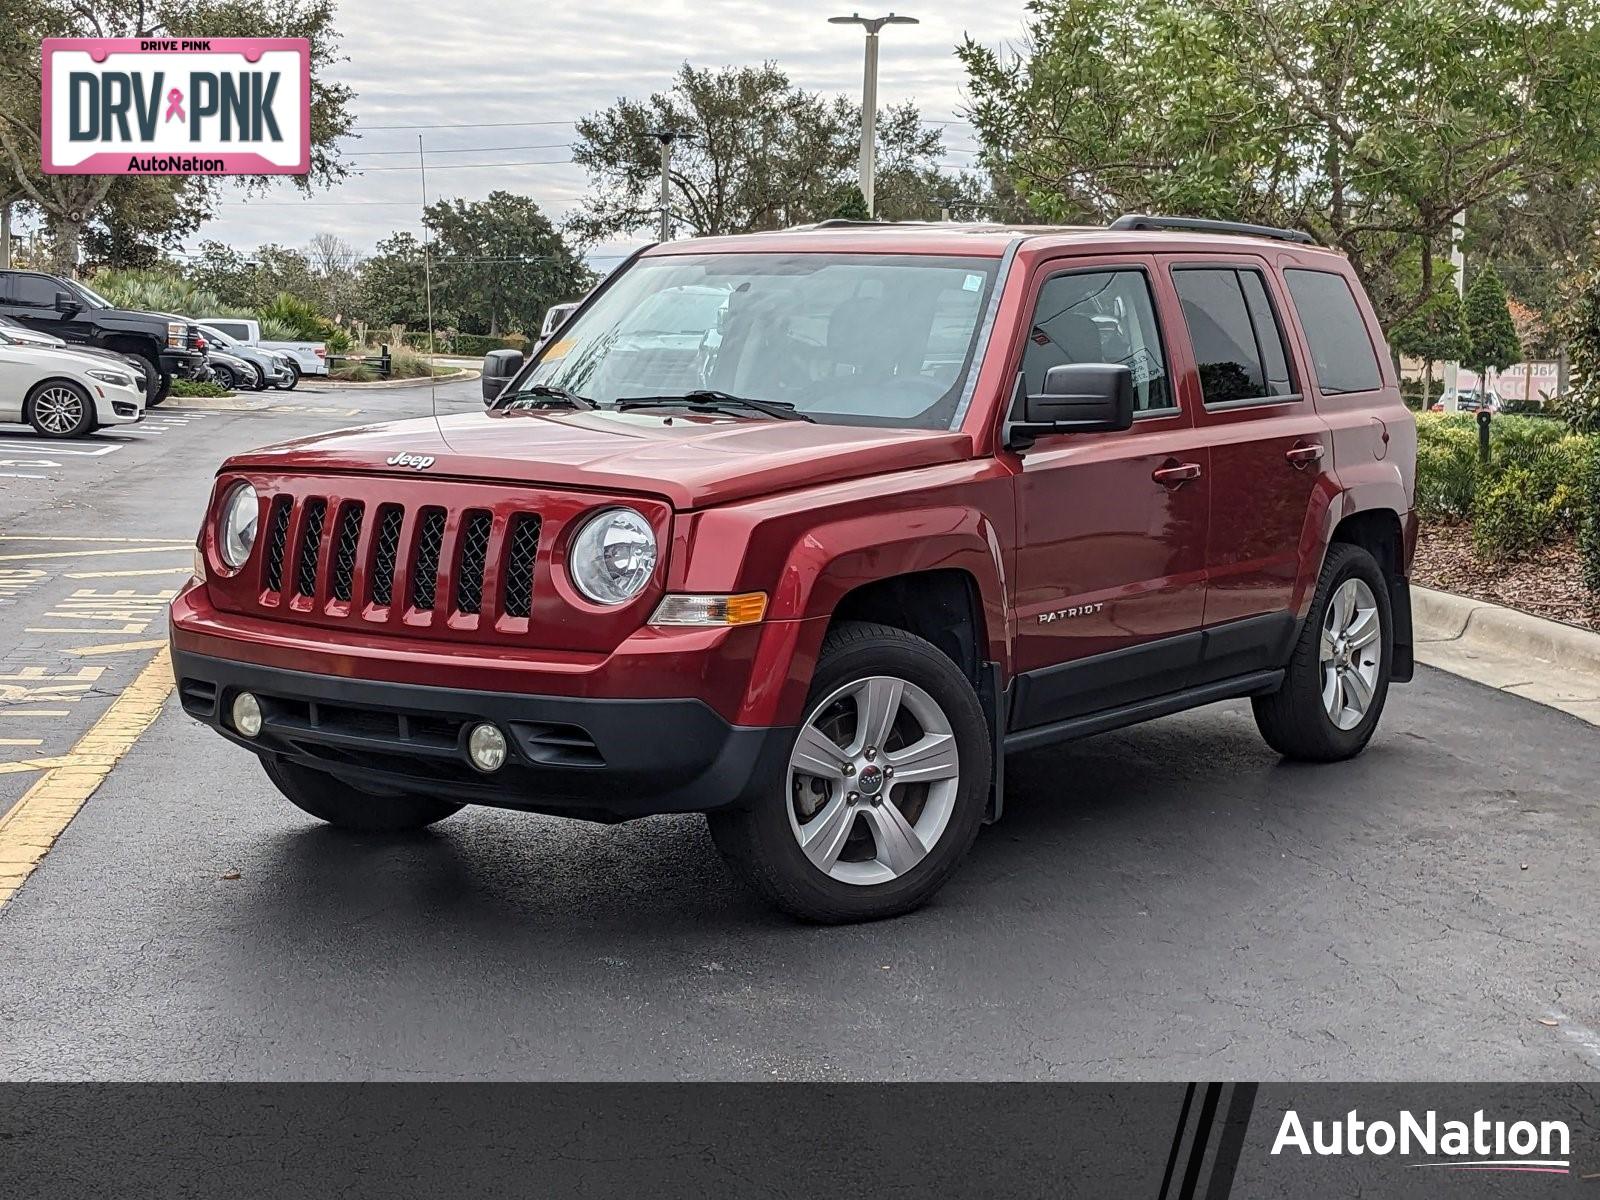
[171,215,1417,922]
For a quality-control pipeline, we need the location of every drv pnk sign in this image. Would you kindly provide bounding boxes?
[42,38,309,175]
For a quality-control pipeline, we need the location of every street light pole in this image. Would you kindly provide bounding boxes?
[829,12,918,218]
[648,129,679,243]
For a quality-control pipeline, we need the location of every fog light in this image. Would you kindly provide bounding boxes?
[232,691,263,738]
[467,723,508,773]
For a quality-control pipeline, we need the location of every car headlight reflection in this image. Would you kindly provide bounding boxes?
[568,507,657,604]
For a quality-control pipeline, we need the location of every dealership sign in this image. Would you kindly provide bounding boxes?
[42,38,309,175]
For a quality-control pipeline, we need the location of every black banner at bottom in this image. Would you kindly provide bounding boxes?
[1,1083,1595,1197]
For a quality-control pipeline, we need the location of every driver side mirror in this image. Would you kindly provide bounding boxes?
[54,291,82,315]
[481,348,525,404]
[1005,363,1134,452]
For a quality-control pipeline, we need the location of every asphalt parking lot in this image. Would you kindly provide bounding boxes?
[0,379,1597,1081]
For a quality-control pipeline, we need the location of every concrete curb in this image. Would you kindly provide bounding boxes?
[1413,585,1600,675]
[1412,585,1600,724]
[301,368,478,392]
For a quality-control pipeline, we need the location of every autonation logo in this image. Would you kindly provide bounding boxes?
[1273,1109,1572,1175]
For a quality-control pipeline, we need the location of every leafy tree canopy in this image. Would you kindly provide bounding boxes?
[958,0,1600,328]
[569,61,988,240]
[1464,263,1521,376]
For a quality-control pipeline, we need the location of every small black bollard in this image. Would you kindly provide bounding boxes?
[1477,407,1493,464]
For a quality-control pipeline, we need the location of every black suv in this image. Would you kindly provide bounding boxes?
[0,269,205,404]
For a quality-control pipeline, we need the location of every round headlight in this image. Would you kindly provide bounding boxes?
[219,482,260,570]
[568,507,657,604]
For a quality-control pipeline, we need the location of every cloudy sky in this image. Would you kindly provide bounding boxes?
[185,0,1030,266]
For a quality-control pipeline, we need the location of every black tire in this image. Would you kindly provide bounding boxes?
[262,756,463,832]
[248,365,267,391]
[280,363,300,390]
[708,621,992,923]
[1252,543,1393,762]
[211,363,237,391]
[25,379,96,438]
[126,353,160,402]
[148,370,173,406]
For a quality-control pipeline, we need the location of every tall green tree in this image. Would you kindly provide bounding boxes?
[425,192,590,336]
[1391,288,1470,409]
[0,0,354,272]
[569,62,961,239]
[354,231,432,331]
[1464,264,1521,390]
[959,0,1600,327]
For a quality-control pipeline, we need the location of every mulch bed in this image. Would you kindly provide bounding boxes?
[1413,521,1600,632]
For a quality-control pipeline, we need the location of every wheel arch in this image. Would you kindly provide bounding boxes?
[1325,506,1414,683]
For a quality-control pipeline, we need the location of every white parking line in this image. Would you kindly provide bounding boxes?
[0,439,121,458]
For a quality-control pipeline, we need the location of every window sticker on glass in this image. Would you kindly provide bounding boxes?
[963,273,983,292]
[543,338,575,361]
[1124,347,1164,387]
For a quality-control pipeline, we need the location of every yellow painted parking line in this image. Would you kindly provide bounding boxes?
[65,638,169,657]
[0,709,71,718]
[0,756,88,777]
[66,567,192,579]
[0,547,191,562]
[0,647,173,907]
[0,739,44,747]
[0,536,191,543]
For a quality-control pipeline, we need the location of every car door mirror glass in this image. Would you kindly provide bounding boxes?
[54,291,81,314]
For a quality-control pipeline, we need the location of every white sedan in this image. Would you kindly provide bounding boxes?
[0,329,146,438]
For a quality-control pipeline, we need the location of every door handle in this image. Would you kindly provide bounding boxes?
[1152,461,1202,487]
[1285,443,1324,468]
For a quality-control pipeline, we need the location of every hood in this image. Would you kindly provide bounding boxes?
[5,342,136,374]
[223,408,975,509]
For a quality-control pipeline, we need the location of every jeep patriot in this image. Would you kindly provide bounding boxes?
[170,214,1417,922]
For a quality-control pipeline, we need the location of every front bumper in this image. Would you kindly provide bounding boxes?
[93,383,145,425]
[161,349,206,379]
[172,648,795,822]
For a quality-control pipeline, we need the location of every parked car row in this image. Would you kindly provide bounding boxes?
[0,315,148,437]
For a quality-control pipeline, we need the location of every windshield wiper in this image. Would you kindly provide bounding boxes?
[615,389,814,423]
[497,383,595,411]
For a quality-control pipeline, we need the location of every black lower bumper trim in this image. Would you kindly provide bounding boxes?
[172,649,793,822]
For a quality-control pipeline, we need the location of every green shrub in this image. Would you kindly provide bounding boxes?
[1414,414,1481,518]
[450,333,520,357]
[1472,466,1555,560]
[329,359,377,382]
[1581,441,1600,594]
[169,378,231,398]
[387,345,437,379]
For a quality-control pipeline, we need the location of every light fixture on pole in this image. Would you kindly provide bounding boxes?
[829,12,918,218]
[648,129,680,243]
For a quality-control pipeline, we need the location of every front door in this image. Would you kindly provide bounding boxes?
[3,272,78,343]
[1008,259,1210,730]
[1165,257,1330,682]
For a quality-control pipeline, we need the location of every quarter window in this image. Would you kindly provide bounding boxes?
[1173,268,1296,406]
[1284,269,1383,394]
[1023,269,1172,414]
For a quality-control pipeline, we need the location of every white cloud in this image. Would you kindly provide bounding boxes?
[188,0,1026,259]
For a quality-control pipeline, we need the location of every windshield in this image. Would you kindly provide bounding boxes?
[68,279,114,309]
[200,326,233,347]
[518,252,999,429]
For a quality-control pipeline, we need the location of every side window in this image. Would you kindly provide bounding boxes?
[1172,268,1296,406]
[1284,269,1382,394]
[1023,269,1172,414]
[213,321,248,340]
[12,274,60,308]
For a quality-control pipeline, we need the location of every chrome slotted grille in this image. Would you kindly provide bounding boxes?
[295,499,327,597]
[453,511,492,614]
[369,505,403,606]
[233,482,561,640]
[409,508,447,611]
[264,498,291,592]
[501,514,541,619]
[331,502,364,601]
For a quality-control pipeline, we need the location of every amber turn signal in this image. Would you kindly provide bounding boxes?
[649,592,768,627]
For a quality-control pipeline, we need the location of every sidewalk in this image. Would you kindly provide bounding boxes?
[1413,585,1600,727]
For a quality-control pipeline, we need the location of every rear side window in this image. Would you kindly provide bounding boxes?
[11,274,59,308]
[212,321,250,340]
[1172,268,1296,406]
[1285,269,1383,394]
[1024,269,1173,414]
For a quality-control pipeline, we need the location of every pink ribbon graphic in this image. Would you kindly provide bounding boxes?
[164,88,185,123]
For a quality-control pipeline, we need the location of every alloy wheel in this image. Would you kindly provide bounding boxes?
[33,386,86,435]
[1320,577,1381,730]
[787,674,961,886]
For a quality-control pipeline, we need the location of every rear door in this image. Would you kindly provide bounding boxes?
[1164,256,1330,683]
[1006,256,1211,730]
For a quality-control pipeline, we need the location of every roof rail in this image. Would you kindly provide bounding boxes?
[796,218,943,230]
[1108,213,1317,246]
